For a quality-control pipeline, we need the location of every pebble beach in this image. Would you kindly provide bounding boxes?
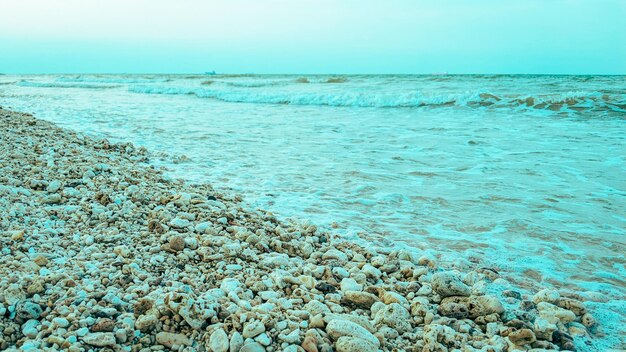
[0,107,614,351]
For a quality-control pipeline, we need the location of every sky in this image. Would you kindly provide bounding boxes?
[1,0,625,74]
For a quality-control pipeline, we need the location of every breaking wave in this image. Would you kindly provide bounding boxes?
[223,80,286,88]
[128,85,626,114]
[17,81,122,89]
[55,76,171,84]
[295,77,349,83]
[218,77,348,87]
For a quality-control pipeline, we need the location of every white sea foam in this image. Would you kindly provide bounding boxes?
[126,84,626,114]
[16,80,122,89]
[55,75,172,84]
[128,85,485,107]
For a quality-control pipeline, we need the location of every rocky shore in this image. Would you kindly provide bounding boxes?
[0,108,600,351]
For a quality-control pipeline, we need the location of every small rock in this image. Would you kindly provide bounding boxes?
[43,193,62,204]
[502,290,522,300]
[194,221,212,233]
[115,328,128,343]
[33,255,49,267]
[261,253,290,268]
[552,330,576,350]
[325,319,379,347]
[279,329,300,344]
[17,301,42,320]
[335,336,378,352]
[533,289,560,304]
[322,249,348,262]
[315,282,336,293]
[169,235,186,251]
[372,303,411,333]
[134,298,155,315]
[255,333,272,346]
[301,335,318,352]
[340,278,363,292]
[148,220,166,234]
[341,291,379,309]
[184,237,198,249]
[533,317,558,340]
[431,271,471,297]
[169,217,191,229]
[581,313,596,327]
[381,291,408,306]
[299,275,317,289]
[27,281,44,295]
[47,335,65,346]
[361,264,382,280]
[220,278,242,293]
[156,332,192,348]
[46,180,62,193]
[230,331,244,352]
[557,297,586,316]
[537,302,576,324]
[243,320,266,338]
[239,342,266,352]
[76,327,89,337]
[437,300,469,319]
[332,267,350,278]
[209,328,229,352]
[22,319,40,339]
[91,318,115,332]
[10,230,24,241]
[508,328,536,345]
[135,314,158,332]
[52,317,70,328]
[439,295,504,319]
[82,332,116,347]
[310,314,325,329]
[568,322,589,337]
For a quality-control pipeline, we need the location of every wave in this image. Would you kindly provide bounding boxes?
[212,74,256,78]
[220,77,348,87]
[325,77,348,83]
[295,77,348,84]
[129,85,481,107]
[55,76,171,84]
[223,80,285,88]
[17,80,122,89]
[127,85,626,113]
[201,76,351,87]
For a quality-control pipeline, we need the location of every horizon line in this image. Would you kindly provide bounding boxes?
[2,72,626,76]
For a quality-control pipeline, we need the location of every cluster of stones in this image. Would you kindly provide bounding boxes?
[0,108,597,351]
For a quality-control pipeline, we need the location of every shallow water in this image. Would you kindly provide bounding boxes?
[1,74,625,303]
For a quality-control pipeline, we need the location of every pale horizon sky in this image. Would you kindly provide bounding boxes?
[1,0,625,74]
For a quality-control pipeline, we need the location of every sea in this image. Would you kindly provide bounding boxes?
[1,74,624,348]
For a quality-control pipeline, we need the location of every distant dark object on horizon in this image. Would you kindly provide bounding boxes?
[205,71,216,75]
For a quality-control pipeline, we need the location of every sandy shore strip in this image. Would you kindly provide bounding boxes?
[0,107,604,351]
